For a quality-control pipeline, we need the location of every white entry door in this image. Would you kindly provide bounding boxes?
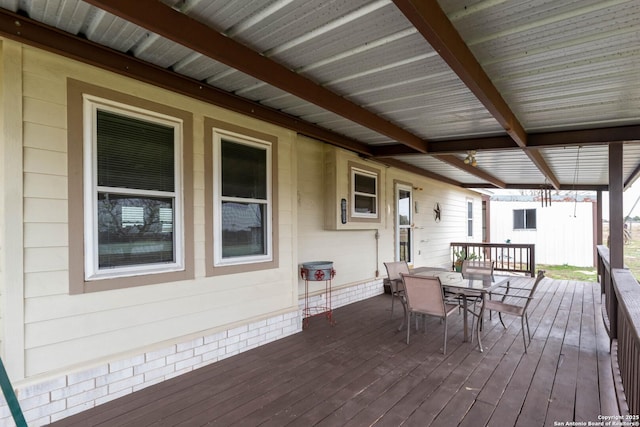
[396,184,412,263]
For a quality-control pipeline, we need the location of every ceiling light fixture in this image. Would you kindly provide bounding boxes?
[464,150,477,167]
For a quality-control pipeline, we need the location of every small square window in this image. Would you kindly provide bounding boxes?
[351,167,378,219]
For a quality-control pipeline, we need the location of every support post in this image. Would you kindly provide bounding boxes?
[608,143,624,341]
[594,191,602,267]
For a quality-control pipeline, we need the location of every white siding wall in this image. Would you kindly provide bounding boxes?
[385,169,482,270]
[297,137,383,294]
[489,200,594,267]
[11,44,299,381]
[1,39,26,378]
[296,135,483,296]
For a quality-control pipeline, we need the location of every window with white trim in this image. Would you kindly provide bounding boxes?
[213,133,272,266]
[351,167,378,219]
[83,97,184,280]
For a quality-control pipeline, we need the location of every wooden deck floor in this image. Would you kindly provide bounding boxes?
[51,276,619,427]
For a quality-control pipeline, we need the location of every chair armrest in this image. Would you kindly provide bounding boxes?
[443,296,462,305]
[491,285,530,292]
[449,290,483,298]
[488,292,532,299]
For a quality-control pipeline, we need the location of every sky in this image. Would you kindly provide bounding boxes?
[601,181,640,220]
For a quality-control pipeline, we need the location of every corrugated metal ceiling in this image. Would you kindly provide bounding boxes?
[0,0,638,190]
[452,0,640,132]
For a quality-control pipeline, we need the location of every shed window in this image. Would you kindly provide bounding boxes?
[514,209,537,230]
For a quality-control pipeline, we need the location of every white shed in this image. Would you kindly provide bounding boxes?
[489,194,596,267]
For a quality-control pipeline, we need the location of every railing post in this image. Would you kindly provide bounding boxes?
[598,251,604,294]
[611,268,640,415]
[597,245,615,341]
[609,275,618,341]
[529,245,535,277]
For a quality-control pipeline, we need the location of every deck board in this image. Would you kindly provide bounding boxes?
[575,277,602,423]
[544,281,579,425]
[50,277,619,427]
[517,280,572,426]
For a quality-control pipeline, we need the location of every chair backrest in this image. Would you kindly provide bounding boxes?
[523,270,546,310]
[384,261,410,281]
[462,260,494,278]
[402,274,446,317]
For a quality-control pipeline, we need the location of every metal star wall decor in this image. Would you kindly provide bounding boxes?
[434,202,441,222]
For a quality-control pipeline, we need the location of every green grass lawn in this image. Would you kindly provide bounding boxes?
[537,225,640,282]
[536,263,597,282]
[621,227,640,278]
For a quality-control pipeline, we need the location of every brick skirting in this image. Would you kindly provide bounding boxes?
[0,278,384,426]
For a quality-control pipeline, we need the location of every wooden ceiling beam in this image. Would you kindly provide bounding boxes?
[372,136,517,157]
[529,125,640,147]
[392,0,527,147]
[83,0,429,154]
[463,183,610,191]
[372,145,423,157]
[379,158,463,187]
[526,149,560,189]
[373,124,639,157]
[429,136,518,154]
[392,0,561,189]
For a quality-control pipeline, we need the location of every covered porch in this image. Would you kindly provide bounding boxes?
[51,275,617,426]
[0,1,639,425]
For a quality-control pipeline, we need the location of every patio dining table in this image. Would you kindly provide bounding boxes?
[402,268,511,352]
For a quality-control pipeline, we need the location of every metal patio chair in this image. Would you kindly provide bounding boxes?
[461,259,495,319]
[402,274,459,354]
[481,270,546,352]
[384,261,410,319]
